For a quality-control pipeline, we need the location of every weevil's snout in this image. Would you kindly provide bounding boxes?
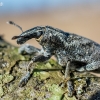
[12,36,20,40]
[17,38,25,44]
[12,26,45,45]
[16,31,43,44]
[12,35,27,44]
[17,36,28,45]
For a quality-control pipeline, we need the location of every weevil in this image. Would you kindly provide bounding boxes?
[8,21,100,96]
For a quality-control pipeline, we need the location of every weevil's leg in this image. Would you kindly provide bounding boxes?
[76,61,100,72]
[75,66,86,72]
[65,61,74,97]
[59,61,74,96]
[19,46,51,87]
[19,60,34,87]
[19,71,31,87]
[85,61,100,71]
[18,44,40,55]
[26,60,34,71]
[59,61,71,85]
[64,61,71,81]
[19,53,51,87]
[67,80,74,97]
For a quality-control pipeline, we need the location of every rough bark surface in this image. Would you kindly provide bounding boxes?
[0,36,100,100]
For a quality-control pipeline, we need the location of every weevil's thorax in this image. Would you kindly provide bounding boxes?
[37,26,69,47]
[36,26,50,45]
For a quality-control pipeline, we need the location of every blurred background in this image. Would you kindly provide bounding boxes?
[0,0,100,48]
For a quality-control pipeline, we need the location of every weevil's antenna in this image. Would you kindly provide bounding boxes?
[7,21,24,40]
[7,21,23,33]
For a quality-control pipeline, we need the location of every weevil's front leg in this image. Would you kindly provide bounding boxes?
[18,44,40,55]
[19,48,51,87]
[76,61,100,72]
[19,60,34,87]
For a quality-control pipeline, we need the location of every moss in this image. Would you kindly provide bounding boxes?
[45,62,52,68]
[0,85,3,98]
[48,84,63,100]
[2,74,14,84]
[1,37,100,100]
[49,59,60,68]
[0,75,3,84]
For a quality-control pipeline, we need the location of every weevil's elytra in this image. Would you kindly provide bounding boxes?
[10,21,100,96]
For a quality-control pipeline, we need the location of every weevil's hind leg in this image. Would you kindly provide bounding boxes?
[18,44,40,55]
[19,60,34,87]
[67,80,74,97]
[60,61,74,97]
[86,61,100,71]
[76,61,100,72]
[64,61,74,97]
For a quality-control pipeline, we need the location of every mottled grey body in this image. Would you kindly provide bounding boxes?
[41,26,100,71]
[15,25,100,96]
[18,26,100,72]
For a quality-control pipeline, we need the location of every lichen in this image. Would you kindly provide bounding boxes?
[0,37,100,100]
[2,74,14,84]
[0,86,3,97]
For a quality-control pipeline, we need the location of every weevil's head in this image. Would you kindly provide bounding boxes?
[12,26,45,45]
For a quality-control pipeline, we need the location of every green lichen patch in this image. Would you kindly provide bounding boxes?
[2,74,14,84]
[47,84,63,100]
[0,86,3,97]
[0,46,26,75]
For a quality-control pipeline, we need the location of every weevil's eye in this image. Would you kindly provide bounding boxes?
[12,36,19,40]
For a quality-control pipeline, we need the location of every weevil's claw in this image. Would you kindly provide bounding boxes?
[19,71,31,87]
[59,78,74,97]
